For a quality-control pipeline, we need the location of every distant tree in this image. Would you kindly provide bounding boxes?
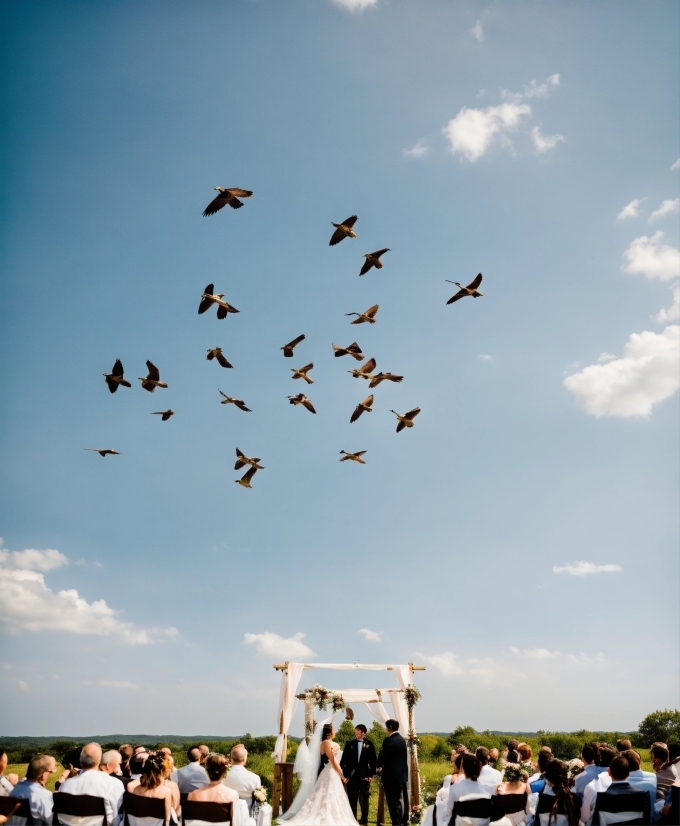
[637,710,680,747]
[335,720,356,749]
[366,721,387,753]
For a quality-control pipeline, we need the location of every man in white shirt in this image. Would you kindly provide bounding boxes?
[1,749,14,796]
[175,748,208,794]
[443,755,492,826]
[223,746,261,815]
[573,743,607,797]
[621,750,657,820]
[60,743,124,826]
[100,751,123,780]
[475,747,502,793]
[10,755,60,824]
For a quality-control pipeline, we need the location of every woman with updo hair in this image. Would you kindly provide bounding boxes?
[539,760,580,826]
[128,752,176,825]
[493,763,532,825]
[187,754,244,822]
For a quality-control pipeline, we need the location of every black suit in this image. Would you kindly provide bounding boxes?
[378,732,409,826]
[340,738,377,825]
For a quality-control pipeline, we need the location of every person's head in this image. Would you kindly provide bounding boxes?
[581,743,600,765]
[0,748,7,774]
[651,743,670,771]
[205,754,229,783]
[355,725,367,741]
[539,745,553,755]
[385,719,399,734]
[544,761,580,825]
[609,755,630,781]
[507,739,519,752]
[622,750,641,772]
[159,748,174,769]
[321,724,334,741]
[26,754,56,784]
[133,746,147,756]
[537,751,553,773]
[488,748,499,762]
[517,743,532,762]
[596,745,617,768]
[139,753,167,790]
[6,773,18,787]
[453,753,465,773]
[475,747,489,766]
[129,753,147,776]
[101,750,122,775]
[119,745,133,767]
[503,763,525,784]
[198,745,210,764]
[187,747,201,763]
[462,754,481,781]
[80,743,102,771]
[616,738,632,752]
[230,745,247,766]
[454,744,467,755]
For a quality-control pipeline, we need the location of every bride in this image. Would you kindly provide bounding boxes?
[280,717,357,825]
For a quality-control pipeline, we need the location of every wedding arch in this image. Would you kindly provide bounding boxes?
[271,661,426,817]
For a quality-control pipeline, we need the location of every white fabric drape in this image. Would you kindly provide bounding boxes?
[388,690,409,736]
[327,688,400,702]
[364,701,390,724]
[298,663,398,671]
[274,662,305,762]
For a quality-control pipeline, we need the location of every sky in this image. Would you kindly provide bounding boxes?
[0,0,678,737]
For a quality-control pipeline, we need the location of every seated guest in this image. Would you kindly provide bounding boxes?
[60,743,124,826]
[128,753,175,826]
[616,739,632,753]
[581,745,616,825]
[529,751,554,793]
[128,754,147,782]
[517,743,533,770]
[188,755,246,826]
[506,740,520,765]
[133,746,147,757]
[592,754,650,825]
[443,754,491,826]
[538,760,580,825]
[223,746,260,816]
[476,747,502,792]
[488,748,500,769]
[100,750,123,779]
[10,754,63,824]
[494,762,531,825]
[158,754,180,814]
[621,749,656,815]
[176,748,208,794]
[198,746,210,765]
[572,743,604,797]
[118,745,133,778]
[1,749,13,796]
[651,742,678,800]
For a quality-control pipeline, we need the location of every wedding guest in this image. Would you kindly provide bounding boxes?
[540,760,580,825]
[60,744,124,826]
[158,749,179,787]
[223,745,261,818]
[506,740,520,764]
[176,748,208,794]
[198,746,210,765]
[128,754,147,782]
[616,738,632,752]
[189,755,239,805]
[443,754,491,825]
[651,743,679,799]
[529,750,554,792]
[0,749,13,796]
[488,748,501,770]
[494,763,531,825]
[133,746,147,757]
[621,749,657,814]
[580,745,616,824]
[573,743,604,796]
[127,753,176,826]
[10,754,63,825]
[591,755,650,824]
[476,747,502,792]
[118,745,133,778]
[517,743,533,768]
[100,750,123,779]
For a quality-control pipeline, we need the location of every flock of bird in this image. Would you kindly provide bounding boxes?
[88,188,485,488]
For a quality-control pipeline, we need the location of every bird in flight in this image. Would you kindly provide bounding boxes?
[347,357,376,380]
[287,393,316,414]
[350,395,374,423]
[198,284,240,319]
[103,359,132,394]
[340,450,367,464]
[446,273,483,304]
[219,390,252,412]
[360,249,390,276]
[281,334,306,358]
[234,448,264,471]
[390,407,421,433]
[291,363,314,384]
[332,341,364,361]
[346,304,379,325]
[202,187,253,216]
[235,466,259,489]
[139,361,168,392]
[85,448,120,457]
[330,215,358,246]
[206,347,233,368]
[152,410,174,421]
[369,372,403,389]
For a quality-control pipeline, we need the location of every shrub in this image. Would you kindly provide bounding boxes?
[637,710,680,747]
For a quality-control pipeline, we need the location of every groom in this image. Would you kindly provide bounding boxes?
[340,724,377,825]
[377,719,409,826]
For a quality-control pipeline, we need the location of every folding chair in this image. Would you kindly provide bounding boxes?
[123,792,168,826]
[0,799,23,822]
[490,793,528,824]
[4,798,33,826]
[53,794,107,826]
[592,790,650,825]
[181,801,232,826]
[450,796,494,826]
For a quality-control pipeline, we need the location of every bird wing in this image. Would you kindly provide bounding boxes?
[329,227,346,246]
[235,400,252,412]
[302,398,317,414]
[146,361,160,381]
[299,363,313,373]
[235,459,246,470]
[468,272,483,290]
[446,289,466,304]
[365,304,379,319]
[283,334,305,351]
[198,296,214,314]
[112,359,124,377]
[347,342,362,352]
[373,248,389,258]
[202,195,228,216]
[350,404,363,423]
[162,411,172,420]
[226,188,253,198]
[216,352,233,368]
[332,345,347,357]
[359,259,373,276]
[405,407,421,420]
[219,390,229,400]
[396,420,405,433]
[105,376,118,393]
[355,451,367,457]
[216,304,228,319]
[206,350,216,360]
[204,283,215,295]
[385,374,403,383]
[242,466,258,482]
[360,358,377,374]
[363,394,374,408]
[343,215,358,228]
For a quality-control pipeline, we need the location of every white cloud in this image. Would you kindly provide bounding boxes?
[18,680,29,690]
[415,651,465,676]
[358,628,381,642]
[510,647,605,665]
[598,352,616,363]
[563,325,680,417]
[443,102,531,162]
[0,548,68,572]
[510,647,560,659]
[502,74,560,102]
[478,354,492,361]
[332,0,377,10]
[623,231,680,282]
[98,680,138,689]
[656,283,680,323]
[616,198,643,221]
[553,561,623,576]
[671,159,680,171]
[243,631,316,659]
[649,198,680,223]
[470,21,484,42]
[531,126,565,153]
[403,139,429,159]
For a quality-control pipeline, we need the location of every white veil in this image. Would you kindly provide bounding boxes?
[279,712,336,821]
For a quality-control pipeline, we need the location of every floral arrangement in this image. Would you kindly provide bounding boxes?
[253,787,267,804]
[409,803,425,824]
[305,684,346,712]
[404,686,422,710]
[567,758,584,781]
[331,694,346,713]
[406,731,420,750]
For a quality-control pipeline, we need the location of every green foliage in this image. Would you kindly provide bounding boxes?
[366,721,387,753]
[335,720,356,749]
[418,735,450,761]
[637,710,680,747]
[536,733,583,759]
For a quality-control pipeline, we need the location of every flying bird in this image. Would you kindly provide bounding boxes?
[346,304,379,325]
[369,372,403,389]
[152,410,174,421]
[446,273,483,304]
[235,466,259,489]
[234,448,264,471]
[347,357,376,380]
[139,361,168,392]
[360,248,390,276]
[219,390,252,412]
[281,334,305,358]
[332,341,364,361]
[390,407,421,433]
[103,359,132,394]
[202,187,253,216]
[198,284,240,319]
[330,215,358,246]
[291,363,314,384]
[206,347,233,368]
[350,395,374,423]
[85,448,120,457]
[287,393,316,414]
[339,450,367,464]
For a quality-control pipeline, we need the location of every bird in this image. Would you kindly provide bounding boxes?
[103,359,132,394]
[346,304,379,325]
[281,334,305,357]
[139,361,168,392]
[85,448,120,457]
[390,407,421,433]
[329,215,358,246]
[350,395,374,423]
[206,347,233,368]
[291,363,314,384]
[347,357,376,380]
[219,390,252,411]
[360,248,390,276]
[287,393,316,413]
[152,410,174,421]
[202,187,253,216]
[235,466,258,488]
[198,284,240,319]
[339,450,367,464]
[234,448,264,471]
[446,273,483,304]
[369,372,404,389]
[332,341,364,361]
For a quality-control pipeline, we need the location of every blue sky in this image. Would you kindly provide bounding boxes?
[0,0,678,736]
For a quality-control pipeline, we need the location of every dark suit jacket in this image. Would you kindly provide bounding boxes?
[594,782,650,825]
[377,732,408,785]
[340,738,377,780]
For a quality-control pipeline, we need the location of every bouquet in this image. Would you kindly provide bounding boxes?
[305,684,345,712]
[404,686,422,710]
[567,758,584,781]
[253,787,267,804]
[409,803,425,824]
